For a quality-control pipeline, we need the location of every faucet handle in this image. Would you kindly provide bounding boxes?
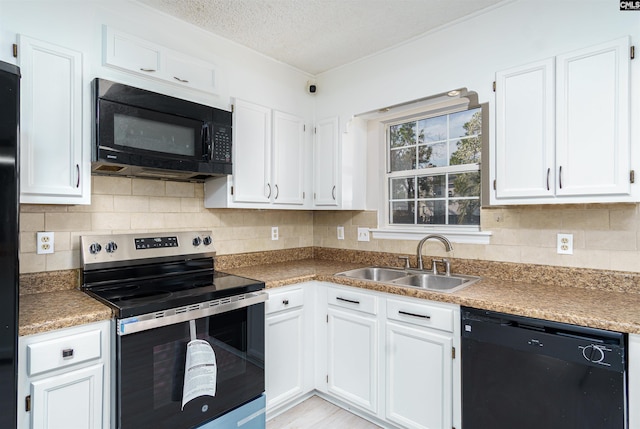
[431,258,441,275]
[431,258,451,276]
[398,256,411,269]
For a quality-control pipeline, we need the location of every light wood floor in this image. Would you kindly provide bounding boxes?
[266,396,382,429]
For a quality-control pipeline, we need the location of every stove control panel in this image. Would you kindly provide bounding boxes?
[81,231,216,266]
[136,236,178,250]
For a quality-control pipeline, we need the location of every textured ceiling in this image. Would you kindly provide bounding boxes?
[137,0,506,74]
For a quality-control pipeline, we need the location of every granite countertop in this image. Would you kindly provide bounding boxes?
[223,259,640,334]
[19,252,640,336]
[19,290,113,337]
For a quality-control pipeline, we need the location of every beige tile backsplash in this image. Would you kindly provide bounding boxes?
[18,176,640,274]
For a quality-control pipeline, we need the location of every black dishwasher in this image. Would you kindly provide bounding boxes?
[461,307,627,429]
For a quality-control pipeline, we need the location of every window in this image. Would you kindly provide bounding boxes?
[387,107,482,228]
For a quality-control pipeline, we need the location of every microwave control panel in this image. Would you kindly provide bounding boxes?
[212,125,232,163]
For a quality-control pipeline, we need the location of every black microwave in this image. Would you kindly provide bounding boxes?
[92,78,232,181]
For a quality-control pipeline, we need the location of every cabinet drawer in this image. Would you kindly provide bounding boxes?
[387,298,453,332]
[27,329,102,376]
[328,287,377,315]
[266,287,304,314]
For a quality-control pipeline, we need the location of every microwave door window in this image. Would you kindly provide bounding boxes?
[114,113,196,157]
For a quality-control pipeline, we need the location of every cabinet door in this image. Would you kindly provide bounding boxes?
[18,35,87,204]
[314,117,340,206]
[233,99,272,203]
[265,309,305,409]
[30,363,103,429]
[555,37,630,197]
[386,321,452,429]
[327,307,377,413]
[164,52,218,94]
[495,58,555,199]
[272,111,305,205]
[103,26,161,76]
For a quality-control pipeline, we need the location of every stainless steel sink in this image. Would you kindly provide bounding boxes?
[335,266,480,293]
[392,273,480,292]
[335,267,407,282]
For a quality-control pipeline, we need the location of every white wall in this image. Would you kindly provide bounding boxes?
[316,0,639,119]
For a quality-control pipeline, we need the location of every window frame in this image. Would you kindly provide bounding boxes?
[369,97,491,244]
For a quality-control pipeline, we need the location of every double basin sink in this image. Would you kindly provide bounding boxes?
[335,266,480,293]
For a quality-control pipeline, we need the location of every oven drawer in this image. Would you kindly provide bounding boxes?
[266,287,304,314]
[387,298,454,332]
[328,287,377,315]
[27,329,102,376]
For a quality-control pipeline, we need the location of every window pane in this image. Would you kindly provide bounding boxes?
[449,199,480,225]
[417,200,446,224]
[418,175,445,198]
[390,147,415,171]
[390,177,415,199]
[449,171,480,197]
[418,115,447,142]
[417,145,434,169]
[449,137,481,165]
[391,201,415,224]
[390,123,416,148]
[427,142,448,167]
[449,108,481,138]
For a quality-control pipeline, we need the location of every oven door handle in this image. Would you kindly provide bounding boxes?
[117,291,268,336]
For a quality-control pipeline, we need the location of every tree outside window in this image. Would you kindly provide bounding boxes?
[388,107,481,227]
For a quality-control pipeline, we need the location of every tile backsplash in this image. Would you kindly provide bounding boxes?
[19,176,313,273]
[19,176,640,274]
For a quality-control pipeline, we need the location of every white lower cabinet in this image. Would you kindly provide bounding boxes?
[326,287,378,413]
[265,284,314,416]
[320,283,460,429]
[18,320,112,429]
[265,282,461,428]
[385,298,457,429]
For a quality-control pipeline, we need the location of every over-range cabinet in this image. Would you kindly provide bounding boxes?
[0,60,20,429]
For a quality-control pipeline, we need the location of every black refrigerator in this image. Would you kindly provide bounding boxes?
[0,60,20,428]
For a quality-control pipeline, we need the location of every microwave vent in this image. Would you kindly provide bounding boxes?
[95,164,126,173]
[138,168,193,180]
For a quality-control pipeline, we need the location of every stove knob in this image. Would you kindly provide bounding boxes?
[89,243,102,254]
[105,241,118,253]
[193,237,202,246]
[203,236,212,246]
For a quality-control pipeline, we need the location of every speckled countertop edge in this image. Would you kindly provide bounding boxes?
[19,247,640,335]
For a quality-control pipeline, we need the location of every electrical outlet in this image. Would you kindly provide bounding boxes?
[557,233,573,255]
[357,227,370,242]
[337,226,345,240]
[37,231,54,254]
[271,226,279,241]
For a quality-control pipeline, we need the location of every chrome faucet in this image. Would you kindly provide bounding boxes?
[416,234,453,271]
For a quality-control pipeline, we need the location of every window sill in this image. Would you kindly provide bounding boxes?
[370,228,492,244]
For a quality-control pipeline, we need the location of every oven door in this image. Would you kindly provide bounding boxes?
[116,302,265,429]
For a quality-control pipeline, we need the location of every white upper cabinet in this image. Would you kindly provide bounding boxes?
[18,35,90,205]
[493,36,632,205]
[204,99,308,209]
[103,26,218,95]
[555,38,630,197]
[231,100,272,204]
[272,110,306,205]
[495,58,555,199]
[313,117,340,207]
